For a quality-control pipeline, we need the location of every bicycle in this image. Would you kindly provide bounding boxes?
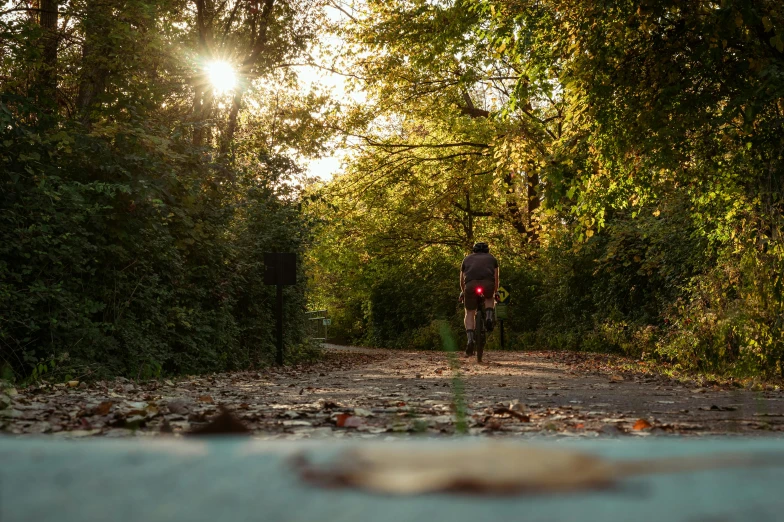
[464,285,493,363]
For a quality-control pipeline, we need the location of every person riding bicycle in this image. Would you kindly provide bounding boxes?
[459,242,499,357]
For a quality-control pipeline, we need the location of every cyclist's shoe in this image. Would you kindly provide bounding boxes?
[485,308,495,332]
[465,329,475,356]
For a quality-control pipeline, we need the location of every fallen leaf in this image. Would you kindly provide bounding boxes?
[609,375,624,383]
[198,395,214,403]
[633,419,652,431]
[67,381,80,388]
[166,398,193,414]
[295,443,781,495]
[93,401,113,416]
[124,415,147,429]
[188,408,249,436]
[509,400,526,413]
[486,419,503,431]
[335,413,351,427]
[0,409,22,418]
[493,407,530,422]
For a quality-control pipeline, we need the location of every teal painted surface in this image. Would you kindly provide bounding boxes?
[2,437,784,522]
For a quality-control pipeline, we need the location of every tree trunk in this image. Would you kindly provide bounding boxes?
[37,0,59,110]
[220,0,276,153]
[220,90,245,154]
[465,192,474,247]
[192,88,214,147]
[525,170,541,242]
[77,3,111,126]
[503,170,539,243]
[192,0,215,146]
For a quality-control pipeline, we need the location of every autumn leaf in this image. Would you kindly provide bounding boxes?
[92,401,113,416]
[188,408,249,436]
[633,419,652,431]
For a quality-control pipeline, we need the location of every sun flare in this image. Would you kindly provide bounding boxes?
[205,61,237,94]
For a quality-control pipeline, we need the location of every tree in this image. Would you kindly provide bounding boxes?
[0,0,335,380]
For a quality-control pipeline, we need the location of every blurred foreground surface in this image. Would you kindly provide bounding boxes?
[2,437,784,522]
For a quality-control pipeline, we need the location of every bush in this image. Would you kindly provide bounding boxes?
[0,98,313,381]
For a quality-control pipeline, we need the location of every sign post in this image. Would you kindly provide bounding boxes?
[496,285,510,348]
[264,253,297,365]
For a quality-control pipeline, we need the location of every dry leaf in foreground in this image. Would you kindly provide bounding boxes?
[633,419,652,430]
[187,408,250,436]
[295,443,784,495]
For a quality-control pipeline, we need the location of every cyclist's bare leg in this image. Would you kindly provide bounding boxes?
[464,309,476,330]
[464,309,476,356]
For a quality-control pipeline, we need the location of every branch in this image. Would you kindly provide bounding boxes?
[220,0,243,46]
[328,0,358,22]
[0,6,43,16]
[454,202,493,217]
[243,0,276,70]
[277,61,368,81]
[363,139,490,150]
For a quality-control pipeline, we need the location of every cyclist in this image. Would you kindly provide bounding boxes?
[458,242,499,358]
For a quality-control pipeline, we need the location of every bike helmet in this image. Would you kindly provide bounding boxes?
[472,242,490,253]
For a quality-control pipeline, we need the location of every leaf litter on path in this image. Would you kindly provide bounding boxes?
[2,347,783,438]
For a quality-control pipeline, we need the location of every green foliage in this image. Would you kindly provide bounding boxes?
[0,98,313,380]
[0,0,329,381]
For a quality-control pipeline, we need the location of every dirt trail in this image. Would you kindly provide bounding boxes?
[2,345,783,438]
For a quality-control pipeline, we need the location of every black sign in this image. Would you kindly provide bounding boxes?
[264,253,297,286]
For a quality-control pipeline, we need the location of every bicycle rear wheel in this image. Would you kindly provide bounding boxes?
[476,303,486,362]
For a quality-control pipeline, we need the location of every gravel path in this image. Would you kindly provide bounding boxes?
[2,345,783,438]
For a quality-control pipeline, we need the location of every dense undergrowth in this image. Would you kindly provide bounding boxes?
[0,100,314,382]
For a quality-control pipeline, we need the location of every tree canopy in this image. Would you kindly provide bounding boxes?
[309,0,784,378]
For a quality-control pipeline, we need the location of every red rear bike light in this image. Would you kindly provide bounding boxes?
[476,287,484,295]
